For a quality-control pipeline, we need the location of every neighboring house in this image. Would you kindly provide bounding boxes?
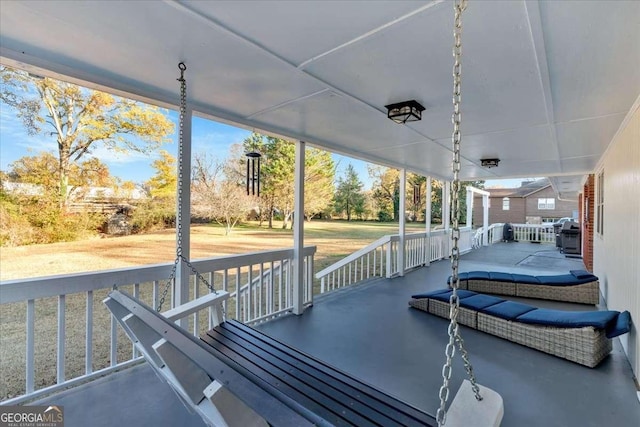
[1,182,148,201]
[472,179,577,226]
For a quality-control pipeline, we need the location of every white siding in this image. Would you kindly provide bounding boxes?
[593,100,640,376]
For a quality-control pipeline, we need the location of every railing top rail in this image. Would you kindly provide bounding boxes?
[315,235,391,278]
[511,223,555,228]
[0,246,316,304]
[190,246,316,272]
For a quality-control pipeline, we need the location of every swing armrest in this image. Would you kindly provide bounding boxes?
[162,291,229,322]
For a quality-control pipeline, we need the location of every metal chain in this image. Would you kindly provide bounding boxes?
[436,1,482,425]
[157,63,218,313]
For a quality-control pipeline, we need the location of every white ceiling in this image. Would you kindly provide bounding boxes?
[1,1,639,198]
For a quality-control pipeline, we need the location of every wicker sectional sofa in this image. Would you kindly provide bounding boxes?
[409,289,631,367]
[448,270,600,304]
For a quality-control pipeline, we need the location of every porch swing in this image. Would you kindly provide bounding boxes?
[105,1,503,425]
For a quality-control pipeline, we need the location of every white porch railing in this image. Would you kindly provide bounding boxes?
[315,227,473,293]
[0,246,315,404]
[511,223,556,244]
[473,223,556,247]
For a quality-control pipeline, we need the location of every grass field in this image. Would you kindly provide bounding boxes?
[0,220,433,281]
[0,220,433,400]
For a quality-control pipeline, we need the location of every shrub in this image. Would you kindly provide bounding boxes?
[0,192,104,246]
[129,199,176,234]
[377,210,393,222]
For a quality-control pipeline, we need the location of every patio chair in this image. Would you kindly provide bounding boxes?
[409,289,631,367]
[105,289,439,426]
[448,270,600,304]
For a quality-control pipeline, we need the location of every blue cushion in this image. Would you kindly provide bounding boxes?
[482,301,537,320]
[427,289,477,302]
[512,274,540,284]
[489,272,514,282]
[467,271,490,280]
[517,309,619,329]
[538,274,597,286]
[459,294,504,310]
[412,289,451,299]
[606,311,631,338]
[537,274,578,285]
[570,270,595,279]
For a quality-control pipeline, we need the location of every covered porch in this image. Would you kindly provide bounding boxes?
[1,1,639,425]
[33,242,639,426]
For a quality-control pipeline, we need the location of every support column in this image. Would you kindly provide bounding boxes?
[466,187,473,228]
[443,181,451,232]
[175,107,192,328]
[398,169,406,276]
[443,181,451,258]
[292,141,305,315]
[425,176,432,266]
[483,194,489,246]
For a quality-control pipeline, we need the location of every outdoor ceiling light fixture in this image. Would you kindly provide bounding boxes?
[385,100,425,124]
[480,158,500,168]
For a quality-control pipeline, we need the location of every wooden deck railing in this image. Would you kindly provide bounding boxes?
[0,246,315,404]
[315,228,473,293]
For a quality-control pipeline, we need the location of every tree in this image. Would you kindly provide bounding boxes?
[145,150,176,200]
[303,148,335,221]
[191,152,253,235]
[241,133,336,228]
[334,164,365,221]
[368,166,399,221]
[0,66,174,208]
[8,152,115,200]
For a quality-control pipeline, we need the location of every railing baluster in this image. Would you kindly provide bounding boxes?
[193,275,199,336]
[247,265,254,322]
[278,261,283,310]
[235,267,241,322]
[153,280,159,310]
[26,299,35,394]
[57,294,65,384]
[221,271,227,322]
[268,261,274,314]
[133,284,140,356]
[258,263,264,318]
[86,291,93,375]
[110,304,117,367]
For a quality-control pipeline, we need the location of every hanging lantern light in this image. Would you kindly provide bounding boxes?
[385,100,426,124]
[246,152,262,196]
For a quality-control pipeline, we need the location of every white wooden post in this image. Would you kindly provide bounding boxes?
[175,106,192,328]
[483,193,489,246]
[425,176,432,266]
[444,181,451,258]
[466,187,473,228]
[398,169,406,276]
[292,141,305,315]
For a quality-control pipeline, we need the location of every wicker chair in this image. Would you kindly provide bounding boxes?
[450,270,600,304]
[409,290,630,368]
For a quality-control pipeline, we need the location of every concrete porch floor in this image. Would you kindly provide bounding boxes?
[35,242,639,426]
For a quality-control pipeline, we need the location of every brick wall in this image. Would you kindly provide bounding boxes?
[524,186,577,220]
[472,195,526,225]
[582,175,595,271]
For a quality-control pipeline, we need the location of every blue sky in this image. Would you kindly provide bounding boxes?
[1,98,521,190]
[0,104,373,188]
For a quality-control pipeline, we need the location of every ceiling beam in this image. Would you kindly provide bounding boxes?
[524,0,563,173]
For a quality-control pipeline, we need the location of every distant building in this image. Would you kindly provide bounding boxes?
[472,179,577,226]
